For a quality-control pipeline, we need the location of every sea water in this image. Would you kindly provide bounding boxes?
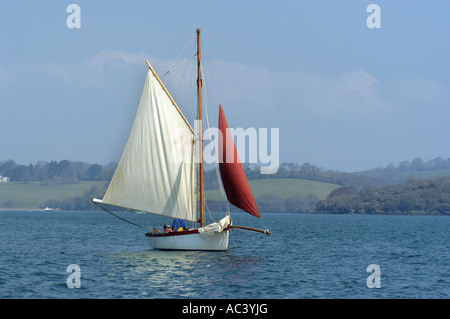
[0,210,449,299]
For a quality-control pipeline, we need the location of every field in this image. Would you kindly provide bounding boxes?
[0,181,106,209]
[205,178,340,201]
[0,178,340,210]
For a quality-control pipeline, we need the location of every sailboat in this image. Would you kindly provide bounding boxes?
[92,29,270,251]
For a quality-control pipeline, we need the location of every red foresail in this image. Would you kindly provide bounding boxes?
[218,104,260,218]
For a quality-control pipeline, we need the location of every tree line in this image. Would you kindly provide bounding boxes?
[315,175,450,215]
[44,183,108,211]
[206,157,450,215]
[0,160,117,184]
[205,193,319,214]
[3,157,450,214]
[216,157,450,190]
[353,157,450,184]
[204,162,386,191]
[4,156,449,187]
[39,173,450,214]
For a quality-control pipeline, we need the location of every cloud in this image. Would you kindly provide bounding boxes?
[206,59,393,120]
[2,51,427,122]
[389,77,449,110]
[1,50,449,169]
[200,58,450,124]
[2,51,448,126]
[0,50,152,163]
[43,50,150,84]
[0,50,151,90]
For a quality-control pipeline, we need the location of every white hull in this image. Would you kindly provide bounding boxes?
[146,229,229,251]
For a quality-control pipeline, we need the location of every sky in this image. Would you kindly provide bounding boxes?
[0,0,449,172]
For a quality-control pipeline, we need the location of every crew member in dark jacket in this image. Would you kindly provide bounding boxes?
[172,219,186,231]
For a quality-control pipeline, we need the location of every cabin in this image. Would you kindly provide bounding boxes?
[0,175,10,183]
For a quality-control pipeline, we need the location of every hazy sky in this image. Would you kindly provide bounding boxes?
[1,0,449,172]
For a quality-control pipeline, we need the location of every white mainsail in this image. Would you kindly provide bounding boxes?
[95,68,197,222]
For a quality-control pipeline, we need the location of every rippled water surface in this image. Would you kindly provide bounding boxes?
[1,211,449,298]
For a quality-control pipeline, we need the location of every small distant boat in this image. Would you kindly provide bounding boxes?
[130,210,146,214]
[93,29,270,251]
[42,207,53,211]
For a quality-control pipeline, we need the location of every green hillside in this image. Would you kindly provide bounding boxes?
[205,178,340,201]
[315,175,450,215]
[0,181,106,209]
[0,178,340,211]
[410,169,450,180]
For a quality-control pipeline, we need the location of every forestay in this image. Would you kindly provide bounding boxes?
[95,69,197,222]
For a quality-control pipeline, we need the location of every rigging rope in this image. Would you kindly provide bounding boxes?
[202,63,230,221]
[93,201,154,231]
[201,61,268,233]
[202,66,227,200]
[163,32,196,77]
[173,53,195,101]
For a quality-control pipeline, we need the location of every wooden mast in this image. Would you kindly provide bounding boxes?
[195,29,269,235]
[197,28,205,227]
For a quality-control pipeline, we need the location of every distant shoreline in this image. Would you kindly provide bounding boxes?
[0,208,40,211]
[0,208,449,216]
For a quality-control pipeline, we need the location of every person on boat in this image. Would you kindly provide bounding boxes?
[163,224,172,233]
[172,219,186,231]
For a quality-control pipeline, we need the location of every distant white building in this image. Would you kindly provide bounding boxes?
[0,175,10,183]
